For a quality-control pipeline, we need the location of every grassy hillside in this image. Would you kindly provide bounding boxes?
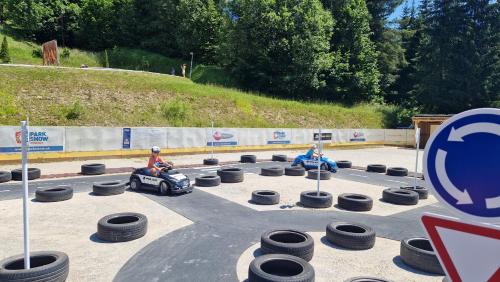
[0,66,393,128]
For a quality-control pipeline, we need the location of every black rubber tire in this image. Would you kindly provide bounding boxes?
[248,254,315,282]
[366,164,386,173]
[387,167,408,177]
[92,181,126,196]
[218,167,244,183]
[11,168,41,181]
[272,154,288,162]
[300,190,333,208]
[261,167,284,177]
[241,155,257,163]
[401,186,429,199]
[0,251,69,282]
[35,186,73,202]
[326,222,376,250]
[337,193,373,212]
[0,171,11,183]
[284,166,306,176]
[261,230,315,262]
[129,177,141,191]
[337,160,352,169]
[400,238,444,275]
[81,163,106,175]
[97,212,148,242]
[195,175,221,187]
[203,158,219,165]
[306,169,331,180]
[344,277,393,282]
[383,188,419,205]
[251,190,280,205]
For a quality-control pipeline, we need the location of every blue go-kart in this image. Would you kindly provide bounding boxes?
[292,154,338,172]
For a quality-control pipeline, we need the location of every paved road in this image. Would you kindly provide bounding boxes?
[0,162,446,282]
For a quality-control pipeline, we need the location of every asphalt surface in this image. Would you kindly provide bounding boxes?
[0,161,450,282]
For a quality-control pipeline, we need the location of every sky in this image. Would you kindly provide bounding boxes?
[389,0,422,21]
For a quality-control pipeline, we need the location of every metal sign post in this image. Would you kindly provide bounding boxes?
[317,128,321,196]
[211,121,215,159]
[414,127,421,189]
[21,121,30,269]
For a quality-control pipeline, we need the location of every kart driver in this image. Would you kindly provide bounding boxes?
[148,146,171,176]
[305,144,320,159]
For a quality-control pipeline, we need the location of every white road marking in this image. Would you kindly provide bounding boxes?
[0,190,11,193]
[244,172,255,175]
[386,179,408,184]
[197,166,221,170]
[349,173,368,178]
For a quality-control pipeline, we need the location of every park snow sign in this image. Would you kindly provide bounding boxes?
[423,108,500,223]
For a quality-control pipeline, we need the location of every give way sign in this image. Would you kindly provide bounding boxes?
[421,213,500,282]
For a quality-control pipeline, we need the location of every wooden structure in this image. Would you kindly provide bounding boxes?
[412,114,453,147]
[42,40,59,65]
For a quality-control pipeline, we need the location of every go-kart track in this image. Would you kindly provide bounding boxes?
[0,152,453,282]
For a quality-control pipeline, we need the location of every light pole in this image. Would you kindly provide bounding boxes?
[189,52,194,79]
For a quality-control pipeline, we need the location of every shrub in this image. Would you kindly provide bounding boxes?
[32,48,42,58]
[0,36,10,63]
[160,98,191,125]
[65,101,85,120]
[61,48,71,58]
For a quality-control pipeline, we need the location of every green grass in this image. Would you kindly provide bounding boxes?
[0,66,394,128]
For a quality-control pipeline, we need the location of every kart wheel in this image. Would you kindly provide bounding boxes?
[320,163,329,171]
[159,182,169,195]
[129,178,141,191]
[400,238,444,274]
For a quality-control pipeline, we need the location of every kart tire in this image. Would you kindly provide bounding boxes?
[344,277,393,282]
[241,155,257,163]
[0,251,69,282]
[306,169,331,180]
[261,167,284,177]
[366,164,386,173]
[386,167,408,177]
[0,171,11,183]
[300,190,333,208]
[382,188,419,205]
[251,190,280,205]
[326,222,376,250]
[92,181,126,196]
[203,158,219,165]
[35,186,73,202]
[97,212,148,242]
[337,160,352,169]
[248,254,314,282]
[400,238,444,275]
[401,186,429,199]
[272,154,288,162]
[81,163,106,175]
[129,177,141,191]
[261,229,314,261]
[285,166,306,176]
[11,168,41,181]
[218,168,244,183]
[195,175,221,187]
[337,193,373,212]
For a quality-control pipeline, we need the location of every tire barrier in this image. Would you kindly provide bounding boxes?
[203,158,219,165]
[0,171,11,183]
[241,155,257,163]
[326,222,376,250]
[271,154,288,162]
[248,254,314,282]
[261,167,284,177]
[401,186,429,199]
[92,181,126,196]
[400,238,445,275]
[386,167,408,177]
[337,193,373,212]
[382,188,419,205]
[97,212,148,242]
[0,251,69,282]
[284,166,306,176]
[300,190,333,208]
[337,160,352,169]
[366,164,386,173]
[195,175,221,187]
[260,229,314,261]
[81,163,106,175]
[35,186,73,202]
[217,168,244,183]
[306,169,331,180]
[251,190,280,205]
[11,168,41,181]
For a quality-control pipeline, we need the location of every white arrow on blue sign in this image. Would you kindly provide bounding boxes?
[423,108,500,223]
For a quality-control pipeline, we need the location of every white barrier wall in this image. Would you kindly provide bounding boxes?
[0,126,416,153]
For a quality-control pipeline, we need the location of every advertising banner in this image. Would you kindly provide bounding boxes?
[206,128,238,146]
[0,126,64,153]
[130,128,167,149]
[267,129,291,144]
[122,128,131,149]
[349,130,367,142]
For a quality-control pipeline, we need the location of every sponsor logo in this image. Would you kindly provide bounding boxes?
[15,131,22,144]
[313,133,332,141]
[273,131,286,140]
[213,131,234,141]
[15,131,49,144]
[350,131,366,142]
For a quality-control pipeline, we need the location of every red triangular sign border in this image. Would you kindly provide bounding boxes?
[421,214,500,282]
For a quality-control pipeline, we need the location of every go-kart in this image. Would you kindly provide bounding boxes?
[129,164,192,195]
[292,154,338,172]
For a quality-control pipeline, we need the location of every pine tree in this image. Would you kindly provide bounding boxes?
[0,36,10,63]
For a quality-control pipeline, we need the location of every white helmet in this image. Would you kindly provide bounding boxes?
[311,144,317,149]
[151,146,161,153]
